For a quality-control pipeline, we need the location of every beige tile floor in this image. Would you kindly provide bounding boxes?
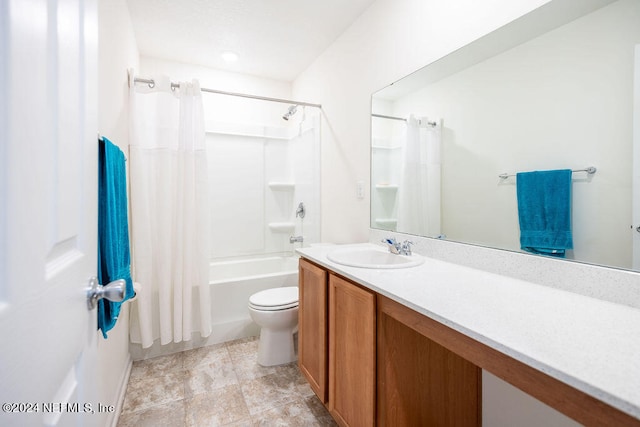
[117,336,337,427]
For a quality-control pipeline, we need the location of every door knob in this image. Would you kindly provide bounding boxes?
[87,277,125,310]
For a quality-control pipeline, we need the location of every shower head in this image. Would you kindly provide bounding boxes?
[282,105,298,121]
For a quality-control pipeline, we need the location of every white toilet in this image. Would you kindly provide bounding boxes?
[248,286,299,366]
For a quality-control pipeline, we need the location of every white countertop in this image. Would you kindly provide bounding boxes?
[297,243,640,420]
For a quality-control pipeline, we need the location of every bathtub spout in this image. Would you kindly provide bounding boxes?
[289,235,304,244]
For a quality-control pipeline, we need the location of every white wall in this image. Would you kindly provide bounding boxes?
[99,1,138,150]
[139,56,291,102]
[293,0,551,244]
[483,372,579,427]
[97,0,139,425]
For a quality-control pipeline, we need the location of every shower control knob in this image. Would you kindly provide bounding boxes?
[296,202,306,219]
[87,277,126,310]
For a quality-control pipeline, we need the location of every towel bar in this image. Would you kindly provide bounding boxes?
[498,166,596,180]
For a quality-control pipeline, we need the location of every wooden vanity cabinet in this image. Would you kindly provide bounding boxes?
[328,273,376,427]
[299,257,479,427]
[298,259,376,426]
[377,295,481,426]
[298,258,329,402]
[299,257,639,426]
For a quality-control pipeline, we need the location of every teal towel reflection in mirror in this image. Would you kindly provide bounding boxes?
[516,169,573,258]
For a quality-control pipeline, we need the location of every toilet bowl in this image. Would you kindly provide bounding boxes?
[248,286,299,366]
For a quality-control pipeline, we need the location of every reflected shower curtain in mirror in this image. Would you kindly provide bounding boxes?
[129,76,212,348]
[397,115,442,237]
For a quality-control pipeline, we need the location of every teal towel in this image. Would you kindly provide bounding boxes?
[516,169,573,258]
[98,137,134,338]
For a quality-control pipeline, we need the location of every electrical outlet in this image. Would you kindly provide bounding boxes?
[356,180,365,199]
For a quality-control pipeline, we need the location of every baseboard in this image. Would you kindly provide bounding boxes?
[108,353,133,427]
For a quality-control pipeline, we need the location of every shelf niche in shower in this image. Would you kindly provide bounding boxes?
[374,218,397,229]
[268,222,296,233]
[268,182,296,191]
[375,183,398,192]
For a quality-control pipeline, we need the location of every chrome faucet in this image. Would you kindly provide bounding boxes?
[399,240,414,256]
[290,235,304,244]
[382,238,400,254]
[381,238,414,256]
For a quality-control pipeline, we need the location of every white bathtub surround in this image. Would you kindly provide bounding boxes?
[206,109,321,259]
[129,76,212,349]
[298,243,640,422]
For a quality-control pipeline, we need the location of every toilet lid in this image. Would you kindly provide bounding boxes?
[249,286,299,309]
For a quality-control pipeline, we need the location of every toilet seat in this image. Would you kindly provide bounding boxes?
[249,287,299,311]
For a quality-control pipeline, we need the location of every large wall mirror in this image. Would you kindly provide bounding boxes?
[371,0,640,270]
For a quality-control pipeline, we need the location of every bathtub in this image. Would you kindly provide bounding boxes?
[129,254,299,360]
[209,254,299,342]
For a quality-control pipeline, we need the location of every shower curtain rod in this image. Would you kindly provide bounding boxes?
[132,77,321,108]
[371,113,437,127]
[372,113,406,122]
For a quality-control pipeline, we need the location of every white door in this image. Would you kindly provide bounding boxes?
[0,1,100,426]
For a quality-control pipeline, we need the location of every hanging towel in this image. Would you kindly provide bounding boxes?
[98,137,135,338]
[516,169,573,258]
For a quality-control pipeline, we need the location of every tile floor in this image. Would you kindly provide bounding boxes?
[117,336,337,426]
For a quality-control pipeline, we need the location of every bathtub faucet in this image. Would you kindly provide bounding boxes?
[290,235,304,244]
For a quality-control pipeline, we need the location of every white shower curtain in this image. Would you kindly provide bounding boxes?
[397,115,442,237]
[129,76,212,348]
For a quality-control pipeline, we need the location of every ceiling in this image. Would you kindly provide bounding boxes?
[126,0,377,82]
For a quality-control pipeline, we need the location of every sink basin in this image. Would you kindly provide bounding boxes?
[326,246,424,269]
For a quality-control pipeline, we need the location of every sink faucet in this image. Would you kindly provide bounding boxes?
[382,238,400,254]
[400,240,414,256]
[381,238,414,256]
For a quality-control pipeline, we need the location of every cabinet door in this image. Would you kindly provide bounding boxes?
[377,295,481,426]
[298,258,329,402]
[329,274,376,427]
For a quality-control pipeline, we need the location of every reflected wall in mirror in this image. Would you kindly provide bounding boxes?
[371,0,640,270]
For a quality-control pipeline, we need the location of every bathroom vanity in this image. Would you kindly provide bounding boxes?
[297,243,640,426]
